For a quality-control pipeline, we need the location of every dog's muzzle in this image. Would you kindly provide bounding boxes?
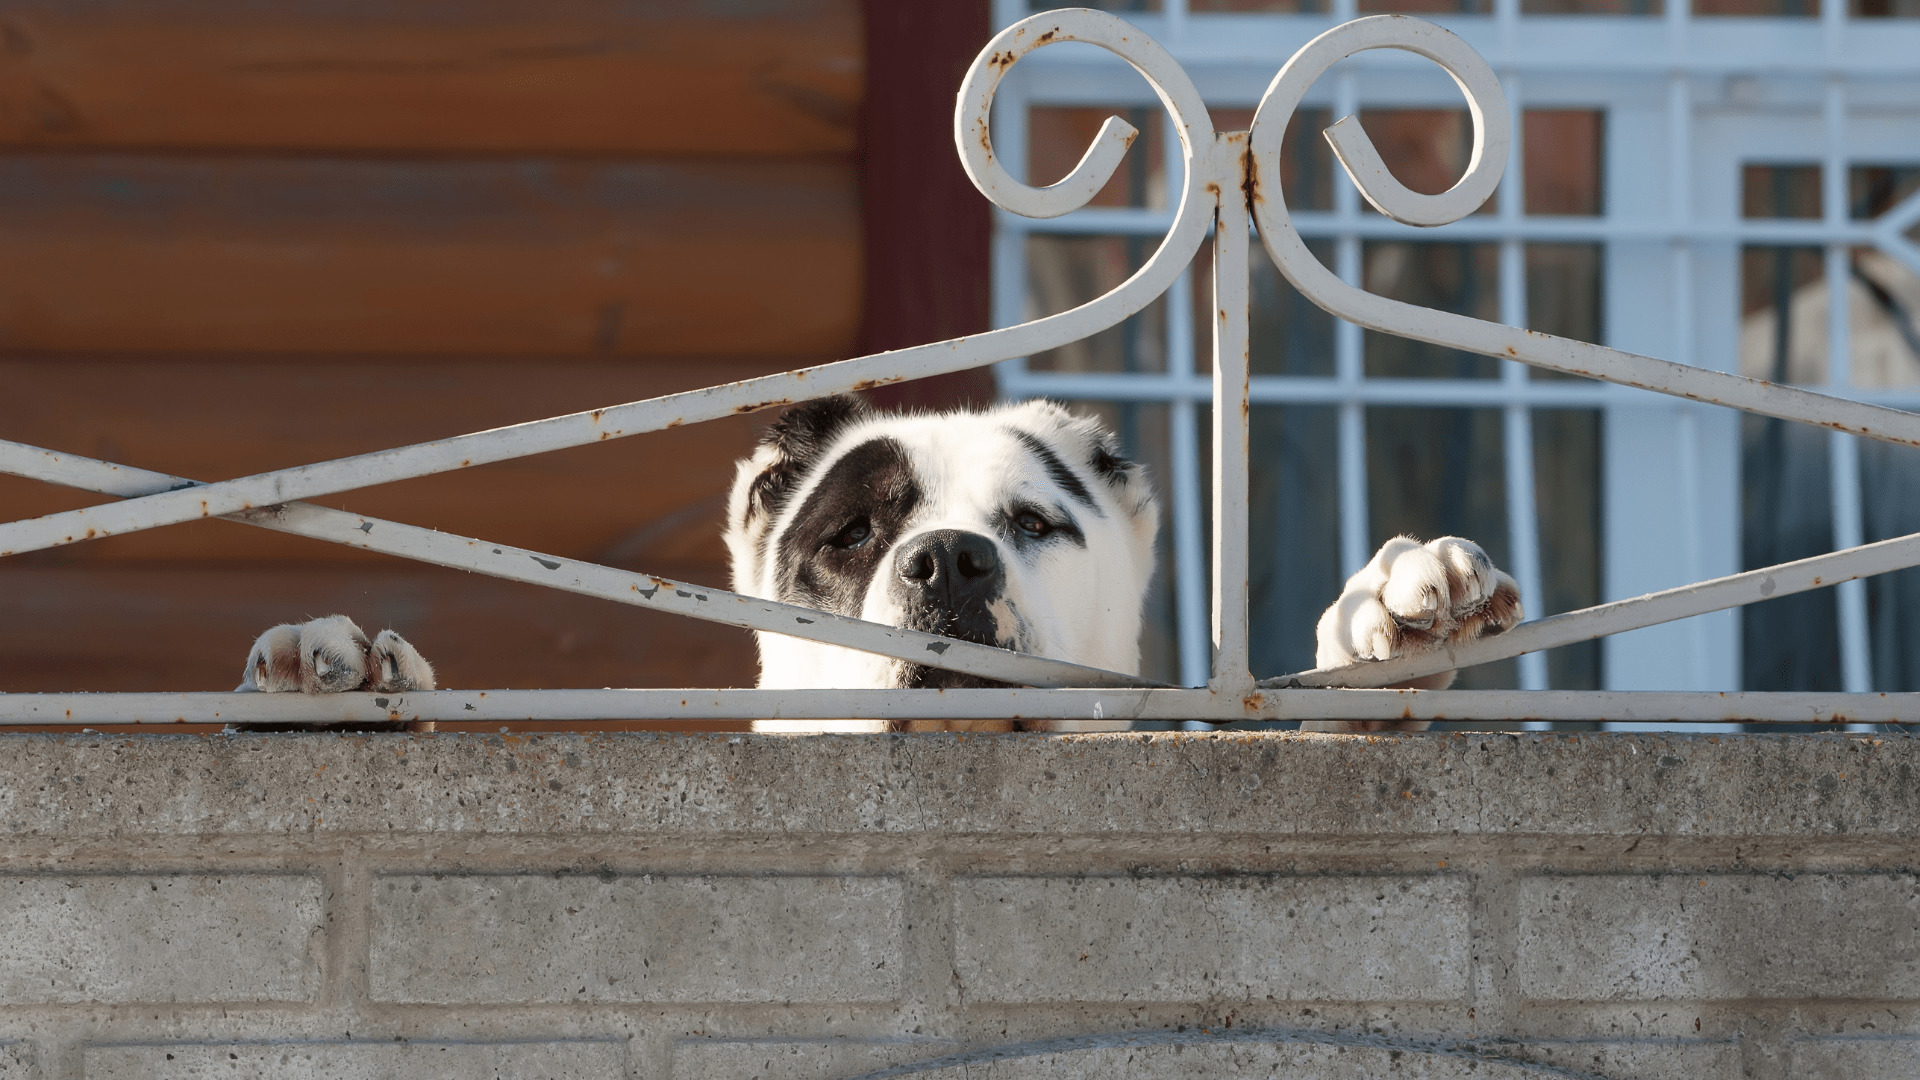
[890,529,1012,689]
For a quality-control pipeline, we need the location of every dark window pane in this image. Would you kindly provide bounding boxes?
[1033,0,1162,10]
[1025,235,1167,373]
[1249,406,1342,678]
[1862,440,1920,689]
[1851,164,1920,219]
[1528,243,1604,381]
[1365,406,1517,688]
[1697,0,1818,14]
[1854,0,1920,17]
[1359,0,1491,13]
[1738,245,1826,385]
[1193,0,1325,10]
[1524,0,1663,14]
[1363,242,1502,378]
[1740,414,1840,690]
[1524,111,1605,216]
[1742,164,1821,219]
[1533,409,1603,690]
[1251,240,1337,376]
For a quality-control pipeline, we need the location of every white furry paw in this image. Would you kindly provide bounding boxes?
[367,629,436,693]
[236,616,436,693]
[1314,535,1523,684]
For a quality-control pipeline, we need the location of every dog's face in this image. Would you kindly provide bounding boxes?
[725,396,1160,689]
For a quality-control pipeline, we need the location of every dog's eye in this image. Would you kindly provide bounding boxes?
[1015,511,1052,539]
[830,518,872,550]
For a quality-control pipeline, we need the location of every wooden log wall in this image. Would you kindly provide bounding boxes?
[0,0,874,702]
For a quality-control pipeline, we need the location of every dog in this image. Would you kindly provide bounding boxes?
[237,396,1521,731]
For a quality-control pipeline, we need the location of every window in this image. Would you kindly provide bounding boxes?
[990,0,1920,714]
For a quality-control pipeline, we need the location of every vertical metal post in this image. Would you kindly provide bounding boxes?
[1211,132,1253,692]
[1332,69,1371,581]
[1664,31,1717,693]
[1168,274,1212,689]
[1498,72,1550,697]
[1822,78,1873,696]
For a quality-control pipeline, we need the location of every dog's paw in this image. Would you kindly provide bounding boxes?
[236,616,436,693]
[367,629,436,693]
[1315,535,1522,684]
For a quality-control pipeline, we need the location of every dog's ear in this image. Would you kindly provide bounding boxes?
[724,395,873,592]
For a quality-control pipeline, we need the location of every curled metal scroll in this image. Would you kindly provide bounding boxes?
[1247,15,1920,448]
[951,8,1215,334]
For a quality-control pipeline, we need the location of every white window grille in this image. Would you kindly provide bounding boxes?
[3,6,1919,728]
[988,0,1920,726]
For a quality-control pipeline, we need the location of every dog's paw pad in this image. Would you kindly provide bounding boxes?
[298,615,371,694]
[1379,546,1450,633]
[238,623,304,692]
[1345,598,1402,662]
[1422,536,1523,640]
[368,630,436,693]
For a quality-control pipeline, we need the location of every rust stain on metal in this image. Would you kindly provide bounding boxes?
[734,399,793,414]
[852,377,903,391]
[1241,144,1261,206]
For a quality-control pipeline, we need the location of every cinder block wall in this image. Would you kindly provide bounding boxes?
[0,731,1916,1079]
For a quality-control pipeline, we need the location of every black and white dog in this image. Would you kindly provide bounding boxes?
[238,396,1521,730]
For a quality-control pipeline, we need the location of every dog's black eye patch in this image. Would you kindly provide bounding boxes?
[1009,429,1100,514]
[774,436,922,615]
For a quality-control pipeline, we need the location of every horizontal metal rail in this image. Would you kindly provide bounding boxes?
[1018,207,1889,245]
[1005,371,1615,407]
[4,9,1919,727]
[2,689,1913,727]
[1269,530,1920,690]
[0,441,1156,691]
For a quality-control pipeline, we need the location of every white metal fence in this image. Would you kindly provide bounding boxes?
[990,0,1920,708]
[3,8,1919,727]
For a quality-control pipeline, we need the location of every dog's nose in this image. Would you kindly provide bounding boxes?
[894,530,1003,607]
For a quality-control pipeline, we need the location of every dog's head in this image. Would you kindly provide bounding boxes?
[725,396,1160,688]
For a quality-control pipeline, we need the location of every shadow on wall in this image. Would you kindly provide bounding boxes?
[814,1027,1720,1079]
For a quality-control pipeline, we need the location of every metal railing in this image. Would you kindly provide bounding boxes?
[4,9,1919,728]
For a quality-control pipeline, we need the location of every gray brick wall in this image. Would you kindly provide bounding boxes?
[0,731,1915,1079]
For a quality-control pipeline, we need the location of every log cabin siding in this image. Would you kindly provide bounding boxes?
[0,0,872,699]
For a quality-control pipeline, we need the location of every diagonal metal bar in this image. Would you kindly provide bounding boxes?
[0,10,1224,564]
[0,440,1158,690]
[2,687,1916,726]
[1265,530,1920,690]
